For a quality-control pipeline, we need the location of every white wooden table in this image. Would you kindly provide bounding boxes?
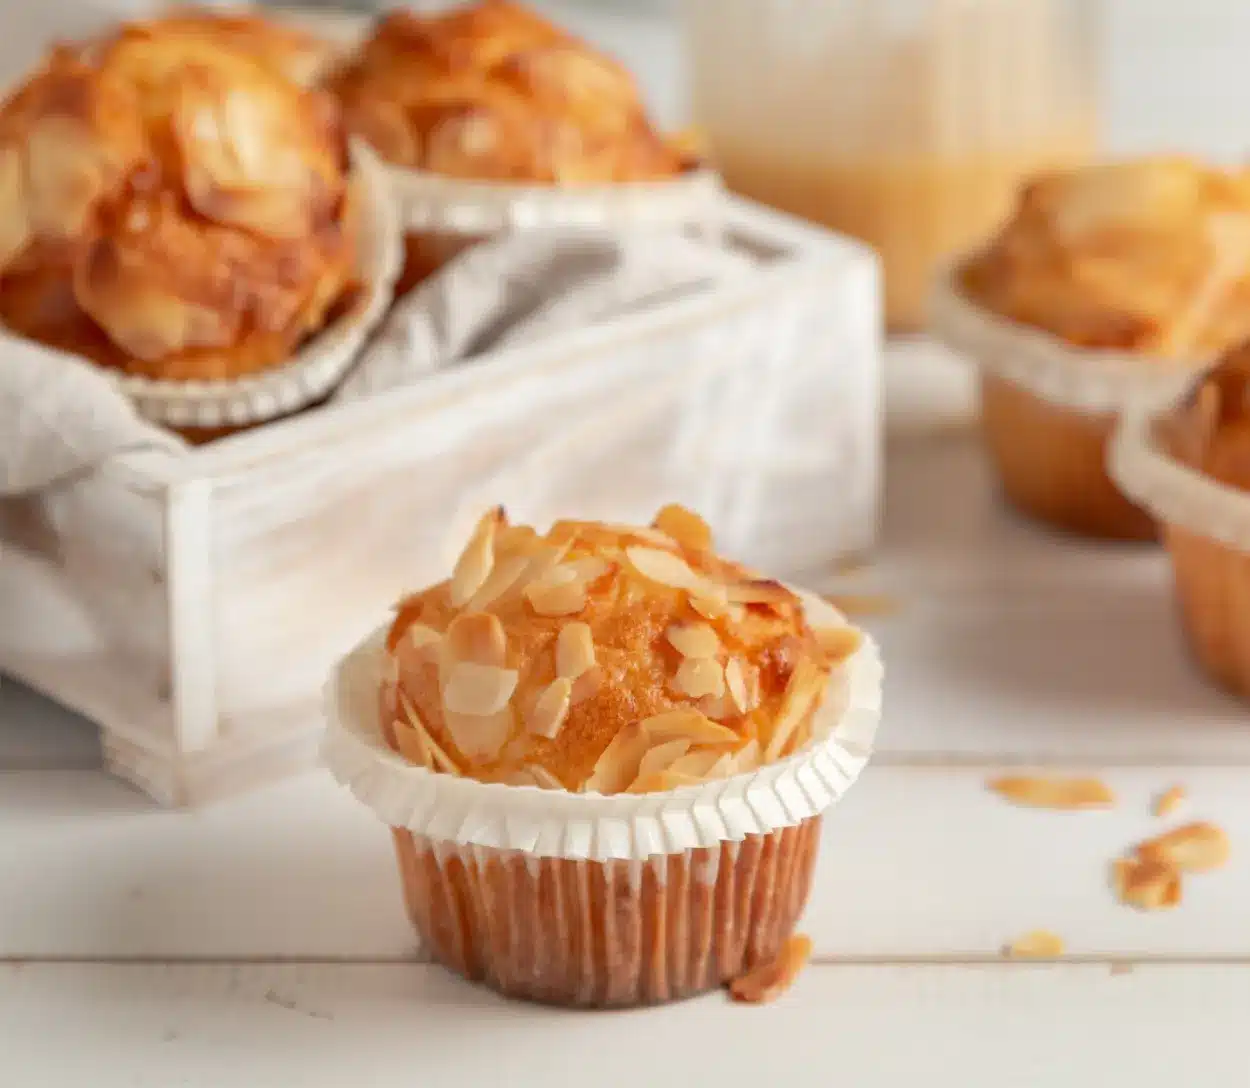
[5,353,1250,1082]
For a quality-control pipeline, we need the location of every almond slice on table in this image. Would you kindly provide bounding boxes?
[729,935,813,1004]
[527,678,572,739]
[450,506,505,607]
[667,622,720,660]
[1153,786,1187,819]
[1112,856,1182,912]
[987,776,1116,810]
[653,504,712,551]
[1003,930,1065,959]
[763,658,824,762]
[556,622,596,680]
[641,708,739,747]
[672,657,725,700]
[1136,822,1230,873]
[397,691,459,774]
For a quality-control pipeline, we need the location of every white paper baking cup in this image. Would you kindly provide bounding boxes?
[111,140,403,430]
[322,590,882,862]
[1111,390,1250,551]
[930,263,1204,414]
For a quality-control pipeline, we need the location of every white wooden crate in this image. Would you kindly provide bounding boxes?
[0,198,881,806]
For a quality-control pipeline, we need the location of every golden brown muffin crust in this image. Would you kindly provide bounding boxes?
[382,507,861,794]
[963,158,1250,357]
[329,0,692,183]
[0,24,358,382]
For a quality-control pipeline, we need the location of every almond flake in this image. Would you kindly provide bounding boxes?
[528,678,572,739]
[763,658,824,761]
[635,738,692,782]
[570,665,604,705]
[405,624,443,656]
[556,623,596,680]
[821,592,901,618]
[987,776,1116,811]
[690,595,729,621]
[563,556,613,584]
[392,717,432,769]
[729,934,812,1004]
[697,694,737,721]
[584,723,650,795]
[525,764,564,790]
[733,738,762,773]
[667,749,724,778]
[706,753,735,778]
[525,580,587,617]
[814,625,864,664]
[1112,856,1182,911]
[1153,786,1187,819]
[443,708,513,761]
[672,657,726,699]
[653,503,712,552]
[465,554,531,611]
[1136,822,1230,873]
[397,690,459,774]
[724,579,797,607]
[625,546,704,593]
[444,612,507,667]
[1004,931,1065,959]
[628,769,706,794]
[523,540,574,584]
[667,622,720,659]
[442,662,519,716]
[725,657,749,712]
[450,507,504,607]
[640,708,739,747]
[599,522,677,548]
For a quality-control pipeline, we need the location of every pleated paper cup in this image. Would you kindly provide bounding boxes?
[931,265,1203,540]
[1112,396,1250,696]
[323,590,883,1008]
[390,165,726,294]
[111,140,403,432]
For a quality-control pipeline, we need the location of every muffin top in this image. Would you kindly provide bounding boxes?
[328,0,692,184]
[0,25,358,381]
[382,507,861,794]
[1164,344,1250,490]
[962,158,1250,357]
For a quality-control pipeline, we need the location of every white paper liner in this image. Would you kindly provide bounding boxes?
[108,140,402,429]
[929,263,1204,414]
[322,590,883,862]
[390,164,725,239]
[1111,394,1250,552]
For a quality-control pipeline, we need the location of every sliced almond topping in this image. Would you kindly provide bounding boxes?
[1137,822,1230,873]
[667,749,724,778]
[733,738,762,773]
[987,776,1116,811]
[405,624,443,655]
[525,580,587,617]
[653,503,712,552]
[570,665,605,705]
[729,934,812,1004]
[465,554,531,612]
[444,612,506,668]
[1154,785,1187,819]
[442,662,519,716]
[443,708,513,760]
[564,556,613,584]
[556,622,596,680]
[697,694,737,721]
[1004,930,1065,959]
[1112,856,1182,911]
[724,579,797,607]
[396,690,459,774]
[450,506,504,607]
[725,657,749,713]
[522,540,574,584]
[528,678,572,739]
[690,595,729,621]
[763,658,825,762]
[599,522,677,548]
[625,546,704,593]
[667,622,720,660]
[672,657,726,700]
[635,738,692,782]
[814,625,864,664]
[822,592,901,618]
[628,768,706,794]
[526,764,564,790]
[640,708,739,747]
[584,723,650,795]
[392,717,432,769]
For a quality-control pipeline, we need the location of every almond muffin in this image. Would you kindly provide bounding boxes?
[324,505,882,1007]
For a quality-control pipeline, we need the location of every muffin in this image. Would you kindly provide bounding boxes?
[0,22,398,432]
[326,0,718,294]
[1111,345,1250,696]
[932,158,1250,539]
[323,505,882,1007]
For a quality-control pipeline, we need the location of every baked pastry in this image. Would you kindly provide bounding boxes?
[940,158,1250,540]
[329,1,691,184]
[324,505,880,1007]
[0,25,359,383]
